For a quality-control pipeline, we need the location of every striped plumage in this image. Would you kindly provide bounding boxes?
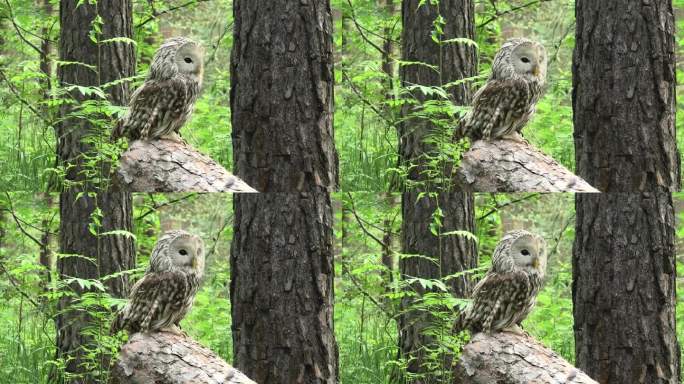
[112,37,204,142]
[111,230,205,335]
[455,230,546,334]
[459,38,547,141]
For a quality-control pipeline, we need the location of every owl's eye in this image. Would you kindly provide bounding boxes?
[184,57,193,64]
[179,249,188,255]
[520,57,530,63]
[521,249,530,256]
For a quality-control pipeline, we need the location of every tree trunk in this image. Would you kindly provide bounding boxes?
[57,0,135,185]
[230,0,338,192]
[573,193,680,383]
[56,1,136,382]
[398,1,477,381]
[399,192,478,381]
[572,0,680,192]
[57,192,136,383]
[230,193,338,384]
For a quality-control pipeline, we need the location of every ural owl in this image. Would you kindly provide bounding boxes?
[111,37,204,142]
[459,38,547,141]
[455,230,547,334]
[111,230,205,335]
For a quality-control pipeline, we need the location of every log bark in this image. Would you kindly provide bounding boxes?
[116,139,257,192]
[456,139,599,192]
[110,332,256,384]
[455,332,597,384]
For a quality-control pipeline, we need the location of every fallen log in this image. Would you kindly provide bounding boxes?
[456,139,599,192]
[454,331,597,384]
[116,139,257,192]
[110,331,256,384]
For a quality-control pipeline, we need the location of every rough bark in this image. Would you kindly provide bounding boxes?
[573,193,680,383]
[57,0,135,183]
[116,139,256,192]
[457,139,599,192]
[231,0,338,192]
[573,0,680,192]
[56,1,136,382]
[231,193,338,384]
[57,192,136,383]
[454,332,598,384]
[110,332,256,384]
[398,0,478,380]
[399,192,478,379]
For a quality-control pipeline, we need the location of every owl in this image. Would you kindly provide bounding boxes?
[459,38,547,141]
[111,230,205,335]
[111,37,204,142]
[454,230,547,334]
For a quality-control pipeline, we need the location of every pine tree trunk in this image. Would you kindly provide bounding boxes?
[230,193,338,384]
[230,2,338,380]
[230,0,338,192]
[573,0,680,192]
[573,193,680,383]
[56,1,136,382]
[398,1,477,381]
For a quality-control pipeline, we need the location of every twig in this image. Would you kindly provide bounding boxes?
[477,193,540,221]
[3,193,44,248]
[2,0,43,55]
[340,260,392,317]
[136,194,197,221]
[0,69,49,123]
[341,70,392,124]
[344,0,386,56]
[136,0,212,28]
[478,0,554,28]
[345,192,386,249]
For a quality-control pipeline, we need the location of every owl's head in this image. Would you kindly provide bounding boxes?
[496,38,547,84]
[493,230,547,277]
[151,37,204,86]
[150,230,205,278]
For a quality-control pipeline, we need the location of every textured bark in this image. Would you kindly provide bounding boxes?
[230,0,338,192]
[56,1,136,382]
[573,0,680,192]
[57,192,136,383]
[398,0,478,380]
[457,139,599,192]
[454,332,597,384]
[573,193,680,383]
[399,0,477,179]
[230,193,338,384]
[116,139,256,192]
[111,332,256,384]
[399,192,478,380]
[57,0,135,183]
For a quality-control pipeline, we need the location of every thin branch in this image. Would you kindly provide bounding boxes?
[341,70,392,124]
[2,0,43,55]
[477,193,540,221]
[478,0,554,28]
[0,69,49,123]
[345,192,386,249]
[136,193,197,221]
[3,193,44,248]
[136,0,212,28]
[340,260,392,318]
[345,0,386,56]
[0,261,42,308]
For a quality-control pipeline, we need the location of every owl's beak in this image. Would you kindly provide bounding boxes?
[191,256,198,269]
[531,257,540,269]
[532,65,540,77]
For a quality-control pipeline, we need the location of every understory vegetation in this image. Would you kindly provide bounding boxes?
[3,192,682,382]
